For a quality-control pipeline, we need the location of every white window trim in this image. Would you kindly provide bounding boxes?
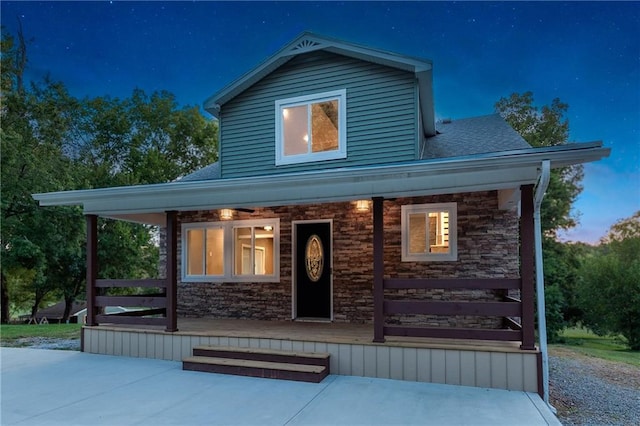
[401,203,458,262]
[181,218,280,283]
[275,89,347,166]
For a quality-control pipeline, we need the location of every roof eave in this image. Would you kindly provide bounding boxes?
[33,142,609,225]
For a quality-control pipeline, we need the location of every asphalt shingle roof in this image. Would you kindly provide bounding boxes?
[178,161,221,182]
[423,114,531,159]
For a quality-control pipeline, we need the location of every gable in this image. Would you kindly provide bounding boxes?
[205,32,434,133]
[219,50,419,178]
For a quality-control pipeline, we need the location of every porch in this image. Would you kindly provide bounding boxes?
[82,318,541,393]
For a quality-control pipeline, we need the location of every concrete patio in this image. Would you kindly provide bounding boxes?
[0,347,560,425]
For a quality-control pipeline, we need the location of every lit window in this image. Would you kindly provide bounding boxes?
[186,227,224,276]
[401,203,457,261]
[275,90,346,165]
[182,219,279,282]
[234,225,274,276]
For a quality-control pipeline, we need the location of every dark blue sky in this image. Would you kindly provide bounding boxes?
[2,1,638,243]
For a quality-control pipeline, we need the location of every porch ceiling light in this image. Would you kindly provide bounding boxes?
[220,208,233,220]
[356,200,370,212]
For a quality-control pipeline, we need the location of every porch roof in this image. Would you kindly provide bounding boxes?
[33,142,609,226]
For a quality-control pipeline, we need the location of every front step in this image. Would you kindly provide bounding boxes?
[183,345,330,383]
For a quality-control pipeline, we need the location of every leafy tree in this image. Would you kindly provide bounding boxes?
[74,90,218,287]
[496,92,585,341]
[75,89,218,187]
[1,31,81,322]
[496,92,583,236]
[577,212,640,349]
[2,27,218,322]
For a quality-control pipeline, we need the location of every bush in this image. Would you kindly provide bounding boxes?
[544,283,567,343]
[578,236,640,350]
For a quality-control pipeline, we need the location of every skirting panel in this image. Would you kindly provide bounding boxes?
[82,327,538,393]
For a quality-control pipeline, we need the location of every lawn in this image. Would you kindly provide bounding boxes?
[0,323,82,345]
[550,327,640,367]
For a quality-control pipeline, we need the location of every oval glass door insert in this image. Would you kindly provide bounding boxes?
[305,234,324,282]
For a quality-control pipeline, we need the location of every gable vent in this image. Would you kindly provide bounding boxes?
[292,39,321,51]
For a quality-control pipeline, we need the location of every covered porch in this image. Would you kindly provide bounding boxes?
[82,185,538,350]
[78,184,542,394]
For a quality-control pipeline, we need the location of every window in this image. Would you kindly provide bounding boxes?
[182,219,279,282]
[275,90,347,165]
[401,203,457,261]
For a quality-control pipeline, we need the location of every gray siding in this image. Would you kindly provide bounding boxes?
[220,51,418,178]
[84,327,539,393]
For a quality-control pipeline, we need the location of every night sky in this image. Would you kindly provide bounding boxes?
[2,1,638,244]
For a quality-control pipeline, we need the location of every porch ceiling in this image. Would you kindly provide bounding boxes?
[33,142,609,226]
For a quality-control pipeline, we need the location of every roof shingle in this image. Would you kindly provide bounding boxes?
[423,114,531,159]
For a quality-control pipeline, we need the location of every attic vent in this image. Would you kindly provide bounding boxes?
[293,39,321,51]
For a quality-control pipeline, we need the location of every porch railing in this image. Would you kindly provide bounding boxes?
[382,278,528,343]
[93,279,168,326]
[85,211,178,332]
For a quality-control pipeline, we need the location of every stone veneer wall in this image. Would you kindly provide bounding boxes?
[383,193,520,329]
[176,191,520,328]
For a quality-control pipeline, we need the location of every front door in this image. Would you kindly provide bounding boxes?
[294,221,331,319]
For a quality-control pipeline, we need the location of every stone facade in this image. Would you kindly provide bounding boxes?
[175,191,520,329]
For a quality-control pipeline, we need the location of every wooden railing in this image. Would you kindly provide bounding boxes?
[93,279,168,327]
[382,278,527,342]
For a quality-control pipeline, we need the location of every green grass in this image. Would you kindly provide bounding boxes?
[0,323,82,345]
[551,327,640,367]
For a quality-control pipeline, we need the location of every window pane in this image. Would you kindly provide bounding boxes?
[311,100,339,152]
[186,229,204,275]
[234,227,252,275]
[429,211,450,253]
[282,105,308,156]
[408,213,427,254]
[255,226,274,275]
[206,228,224,275]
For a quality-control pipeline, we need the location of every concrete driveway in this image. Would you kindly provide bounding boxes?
[1,347,559,425]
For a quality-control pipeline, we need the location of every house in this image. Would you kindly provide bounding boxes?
[33,33,609,398]
[73,306,135,324]
[20,301,86,324]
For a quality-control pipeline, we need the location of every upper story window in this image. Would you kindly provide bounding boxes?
[182,218,280,283]
[275,89,347,166]
[401,203,457,261]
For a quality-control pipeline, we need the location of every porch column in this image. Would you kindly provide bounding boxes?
[373,197,385,343]
[165,210,178,332]
[85,214,98,326]
[520,185,536,350]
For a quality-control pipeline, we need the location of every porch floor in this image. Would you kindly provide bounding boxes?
[94,317,534,354]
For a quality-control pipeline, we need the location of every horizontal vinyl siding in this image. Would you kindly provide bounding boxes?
[220,51,418,179]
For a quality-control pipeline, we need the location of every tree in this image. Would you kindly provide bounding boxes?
[495,92,585,340]
[75,89,218,187]
[577,212,640,350]
[1,31,81,322]
[73,90,218,285]
[2,28,218,322]
[496,92,583,236]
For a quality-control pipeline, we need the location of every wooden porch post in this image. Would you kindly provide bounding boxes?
[373,197,385,343]
[85,214,98,326]
[520,185,536,350]
[165,210,178,332]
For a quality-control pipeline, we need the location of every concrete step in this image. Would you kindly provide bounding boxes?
[183,355,329,383]
[191,345,330,368]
